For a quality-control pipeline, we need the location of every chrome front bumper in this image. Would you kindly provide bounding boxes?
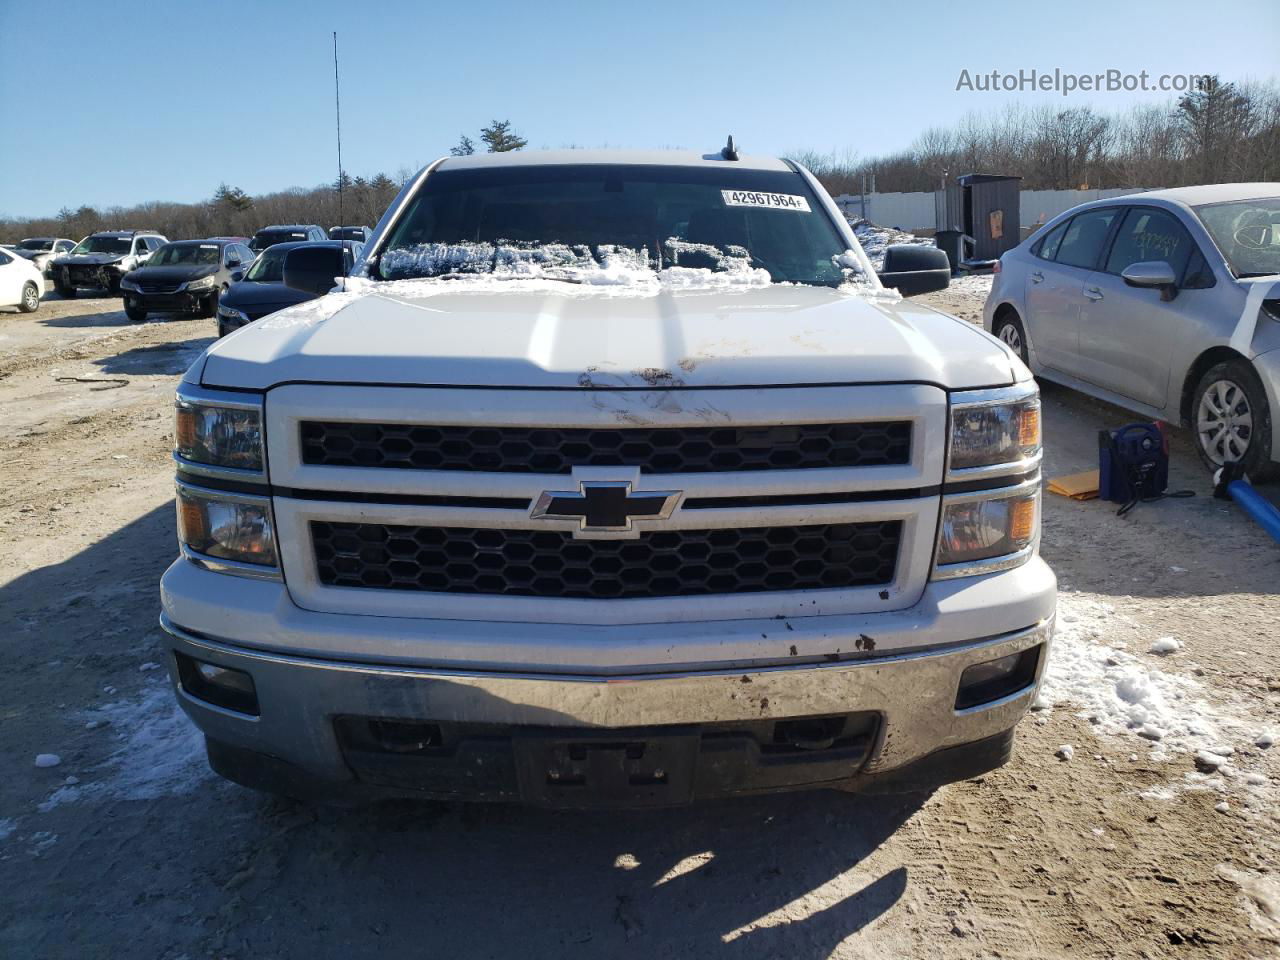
[159,605,1053,795]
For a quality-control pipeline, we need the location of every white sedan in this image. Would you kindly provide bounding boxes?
[0,246,45,312]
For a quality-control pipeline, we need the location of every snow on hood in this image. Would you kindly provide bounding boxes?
[198,273,1016,391]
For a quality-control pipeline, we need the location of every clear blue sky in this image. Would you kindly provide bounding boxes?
[1,0,1276,219]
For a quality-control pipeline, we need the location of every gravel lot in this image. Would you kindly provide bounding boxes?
[2,287,1278,959]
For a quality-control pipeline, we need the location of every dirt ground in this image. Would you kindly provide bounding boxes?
[1,287,1278,960]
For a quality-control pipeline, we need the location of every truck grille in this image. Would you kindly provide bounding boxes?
[311,520,901,599]
[138,282,180,294]
[300,421,911,474]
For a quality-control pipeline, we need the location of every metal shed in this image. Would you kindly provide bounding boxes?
[934,174,1022,266]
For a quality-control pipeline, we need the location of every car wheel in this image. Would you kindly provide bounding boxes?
[54,277,75,299]
[18,282,40,313]
[1193,360,1277,481]
[200,290,221,319]
[125,302,148,323]
[994,312,1029,364]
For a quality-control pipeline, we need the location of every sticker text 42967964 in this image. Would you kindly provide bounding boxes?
[721,190,812,212]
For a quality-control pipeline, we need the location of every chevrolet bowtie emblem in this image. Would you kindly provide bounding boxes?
[531,480,681,538]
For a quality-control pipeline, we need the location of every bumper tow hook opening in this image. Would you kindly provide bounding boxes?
[773,717,845,751]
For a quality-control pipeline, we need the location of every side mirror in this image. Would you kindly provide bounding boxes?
[230,269,245,282]
[878,244,951,296]
[226,256,241,269]
[282,245,346,295]
[1121,261,1178,301]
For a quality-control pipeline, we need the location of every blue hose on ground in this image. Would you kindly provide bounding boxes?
[1214,462,1280,544]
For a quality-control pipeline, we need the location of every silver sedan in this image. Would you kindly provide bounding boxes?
[984,183,1280,479]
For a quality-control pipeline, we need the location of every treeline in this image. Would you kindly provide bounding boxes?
[0,172,408,246]
[796,77,1280,194]
[4,83,1278,243]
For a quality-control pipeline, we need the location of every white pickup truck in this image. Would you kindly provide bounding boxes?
[160,148,1056,807]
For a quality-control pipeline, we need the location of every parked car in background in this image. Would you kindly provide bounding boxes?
[985,183,1280,479]
[216,239,361,337]
[328,225,372,242]
[52,230,167,298]
[207,236,252,245]
[0,246,45,313]
[249,225,327,253]
[11,237,77,277]
[120,239,255,323]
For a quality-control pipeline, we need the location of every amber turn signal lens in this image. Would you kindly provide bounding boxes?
[175,406,196,453]
[178,497,208,546]
[1016,405,1041,449]
[1009,496,1037,544]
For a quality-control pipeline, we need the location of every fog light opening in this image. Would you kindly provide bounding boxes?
[175,652,260,716]
[955,644,1042,710]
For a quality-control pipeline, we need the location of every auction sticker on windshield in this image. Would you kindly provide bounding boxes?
[721,190,811,212]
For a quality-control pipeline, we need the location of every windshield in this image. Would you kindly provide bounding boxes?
[72,236,131,256]
[18,239,53,251]
[149,243,222,267]
[375,164,850,286]
[244,246,288,282]
[1195,198,1280,278]
[251,230,309,252]
[330,227,366,240]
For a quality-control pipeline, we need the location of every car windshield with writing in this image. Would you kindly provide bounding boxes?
[149,243,222,267]
[1194,197,1280,278]
[251,230,309,252]
[375,164,850,286]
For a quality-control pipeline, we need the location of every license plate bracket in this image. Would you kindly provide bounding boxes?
[513,728,698,807]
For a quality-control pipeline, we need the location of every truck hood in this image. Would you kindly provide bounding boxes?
[198,283,1018,390]
[54,253,125,266]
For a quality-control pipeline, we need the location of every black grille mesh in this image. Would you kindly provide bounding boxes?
[312,520,901,599]
[300,421,911,474]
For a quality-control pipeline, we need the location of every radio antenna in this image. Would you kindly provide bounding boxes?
[333,31,345,291]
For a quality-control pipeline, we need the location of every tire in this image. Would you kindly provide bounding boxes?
[1192,360,1277,482]
[993,311,1029,365]
[125,303,147,323]
[199,289,221,319]
[18,282,40,313]
[54,276,75,299]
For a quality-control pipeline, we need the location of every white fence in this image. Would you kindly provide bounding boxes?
[833,188,1151,231]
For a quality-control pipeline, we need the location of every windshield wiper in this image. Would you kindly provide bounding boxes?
[1237,271,1280,278]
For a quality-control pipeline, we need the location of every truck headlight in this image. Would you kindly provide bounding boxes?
[934,481,1039,578]
[174,388,264,476]
[176,481,279,574]
[948,384,1040,474]
[186,275,217,291]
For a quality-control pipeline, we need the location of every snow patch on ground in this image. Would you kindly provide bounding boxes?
[0,817,16,841]
[847,219,932,270]
[1042,591,1274,814]
[38,682,209,813]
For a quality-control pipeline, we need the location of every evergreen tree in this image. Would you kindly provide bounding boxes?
[450,135,476,156]
[1178,77,1254,182]
[479,120,527,153]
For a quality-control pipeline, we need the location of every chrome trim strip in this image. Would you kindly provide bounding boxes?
[176,477,274,508]
[172,452,267,484]
[949,381,1039,409]
[179,544,282,582]
[945,449,1042,484]
[933,542,1038,581]
[940,474,1041,506]
[175,383,264,411]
